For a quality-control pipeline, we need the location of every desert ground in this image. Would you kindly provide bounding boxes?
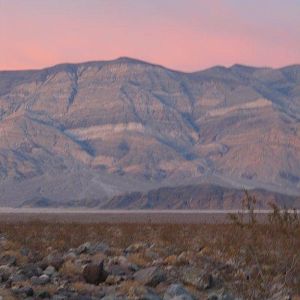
[0,204,299,300]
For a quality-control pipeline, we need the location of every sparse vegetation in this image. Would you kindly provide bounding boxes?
[0,192,299,299]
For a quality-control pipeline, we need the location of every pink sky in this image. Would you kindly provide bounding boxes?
[1,0,300,71]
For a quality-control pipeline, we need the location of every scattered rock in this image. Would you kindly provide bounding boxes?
[171,296,194,300]
[164,284,194,300]
[0,236,278,300]
[37,259,49,270]
[77,242,92,254]
[36,290,51,298]
[9,273,27,283]
[47,252,64,270]
[125,242,146,253]
[105,274,123,285]
[44,265,56,276]
[31,274,50,285]
[20,247,30,256]
[207,291,236,300]
[182,268,214,290]
[134,266,166,287]
[21,263,42,278]
[129,285,162,300]
[12,286,34,297]
[164,255,177,266]
[94,242,110,254]
[0,254,16,266]
[83,260,108,284]
[177,252,192,265]
[0,265,12,281]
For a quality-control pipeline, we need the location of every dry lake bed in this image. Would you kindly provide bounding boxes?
[0,208,291,223]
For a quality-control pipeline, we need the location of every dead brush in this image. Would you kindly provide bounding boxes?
[227,190,300,299]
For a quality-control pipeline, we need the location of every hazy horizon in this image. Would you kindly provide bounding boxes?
[1,56,300,73]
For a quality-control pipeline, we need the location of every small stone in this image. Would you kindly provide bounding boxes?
[20,248,30,256]
[52,296,68,300]
[164,284,194,300]
[47,253,64,270]
[207,292,236,300]
[63,251,77,261]
[129,285,162,300]
[207,294,219,300]
[31,274,50,285]
[21,263,42,278]
[107,264,127,276]
[164,255,177,265]
[37,260,48,270]
[36,290,51,298]
[145,249,160,260]
[13,286,34,297]
[134,266,166,287]
[125,242,146,253]
[177,252,191,265]
[171,296,194,300]
[182,268,214,290]
[101,296,127,300]
[105,274,122,285]
[82,260,108,284]
[77,242,92,254]
[9,273,27,283]
[0,265,12,281]
[0,254,16,266]
[43,265,56,276]
[24,287,34,297]
[106,257,133,276]
[94,242,110,254]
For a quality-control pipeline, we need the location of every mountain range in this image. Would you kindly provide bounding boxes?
[0,57,300,208]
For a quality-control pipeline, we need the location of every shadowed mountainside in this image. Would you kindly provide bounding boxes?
[0,58,300,207]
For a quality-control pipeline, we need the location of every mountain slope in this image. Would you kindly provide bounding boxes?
[102,184,300,210]
[0,58,300,207]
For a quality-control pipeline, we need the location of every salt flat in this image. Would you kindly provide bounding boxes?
[0,208,295,224]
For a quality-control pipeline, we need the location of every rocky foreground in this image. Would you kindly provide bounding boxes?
[0,215,299,299]
[0,239,235,300]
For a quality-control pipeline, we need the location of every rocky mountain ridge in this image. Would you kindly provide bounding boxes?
[0,58,300,207]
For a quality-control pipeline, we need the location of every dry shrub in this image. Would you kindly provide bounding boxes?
[226,191,300,299]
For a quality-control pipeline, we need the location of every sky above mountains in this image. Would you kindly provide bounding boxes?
[1,0,300,71]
